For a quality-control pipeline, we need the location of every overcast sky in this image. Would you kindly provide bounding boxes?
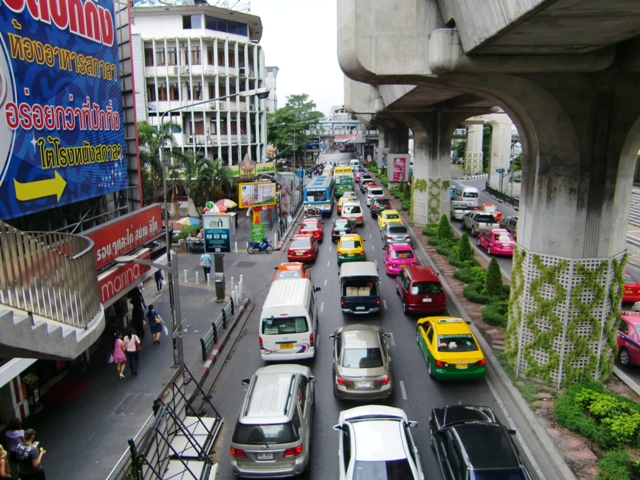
[251,0,344,118]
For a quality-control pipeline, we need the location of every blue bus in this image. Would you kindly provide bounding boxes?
[303,176,334,216]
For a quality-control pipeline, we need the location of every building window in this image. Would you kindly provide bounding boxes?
[191,47,201,65]
[204,15,247,37]
[208,82,216,99]
[147,86,156,102]
[192,15,202,29]
[167,47,177,66]
[169,83,179,100]
[219,118,227,135]
[207,47,215,65]
[217,50,225,67]
[158,83,167,101]
[144,47,153,66]
[193,121,205,135]
[183,15,192,29]
[218,84,227,97]
[156,48,165,66]
[193,82,202,100]
[228,51,236,68]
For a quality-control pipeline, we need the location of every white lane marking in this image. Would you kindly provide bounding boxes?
[329,246,332,252]
[388,332,395,346]
[369,234,372,239]
[399,380,407,400]
[321,302,324,312]
[375,259,378,266]
[366,224,369,229]
[324,279,327,286]
[327,261,330,267]
[371,245,375,250]
[485,377,544,480]
[383,300,388,310]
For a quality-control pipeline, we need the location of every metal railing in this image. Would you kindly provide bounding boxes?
[0,221,100,328]
[200,298,235,361]
[484,183,520,209]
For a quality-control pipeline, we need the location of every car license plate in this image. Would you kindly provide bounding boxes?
[279,343,293,349]
[400,264,406,268]
[456,363,468,369]
[356,306,365,310]
[423,298,432,302]
[257,453,273,460]
[356,381,372,388]
[625,290,633,294]
[296,251,303,255]
[348,253,354,257]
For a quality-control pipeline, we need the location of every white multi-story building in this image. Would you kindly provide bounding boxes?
[265,66,279,112]
[131,5,268,166]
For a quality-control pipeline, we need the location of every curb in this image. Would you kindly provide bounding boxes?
[200,297,251,381]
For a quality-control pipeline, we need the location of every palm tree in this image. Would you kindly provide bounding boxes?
[180,154,233,216]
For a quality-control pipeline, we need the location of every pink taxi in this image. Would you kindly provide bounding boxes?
[617,311,640,367]
[382,243,418,275]
[477,229,515,256]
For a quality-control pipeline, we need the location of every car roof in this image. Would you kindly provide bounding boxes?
[418,316,470,334]
[340,261,378,278]
[432,405,497,429]
[276,262,305,270]
[352,418,406,461]
[242,371,297,423]
[341,325,381,349]
[405,265,438,281]
[382,209,399,215]
[301,218,320,225]
[340,234,362,241]
[621,311,640,324]
[388,243,413,251]
[452,423,522,469]
[290,235,313,243]
[486,229,510,235]
[386,223,408,231]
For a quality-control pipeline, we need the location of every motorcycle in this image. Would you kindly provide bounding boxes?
[247,236,274,254]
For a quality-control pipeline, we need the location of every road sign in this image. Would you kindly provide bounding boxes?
[496,168,505,173]
[203,214,231,253]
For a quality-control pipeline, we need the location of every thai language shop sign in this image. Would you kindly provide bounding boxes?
[0,0,126,220]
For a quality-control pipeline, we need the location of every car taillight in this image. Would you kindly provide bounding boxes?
[359,252,365,256]
[386,235,393,240]
[375,298,380,305]
[336,376,354,385]
[350,230,355,234]
[283,445,303,458]
[475,359,486,367]
[259,337,263,350]
[356,216,363,220]
[309,333,314,347]
[230,447,247,458]
[340,300,345,307]
[332,230,337,235]
[435,360,449,368]
[374,376,390,385]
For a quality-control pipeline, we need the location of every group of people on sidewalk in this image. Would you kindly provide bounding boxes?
[103,283,167,380]
[2,418,46,479]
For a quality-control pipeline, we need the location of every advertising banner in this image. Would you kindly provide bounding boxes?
[251,223,264,243]
[239,182,276,208]
[390,154,409,182]
[84,204,163,270]
[98,248,151,305]
[202,213,230,253]
[0,0,126,220]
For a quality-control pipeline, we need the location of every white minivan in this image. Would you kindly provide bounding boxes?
[452,186,480,207]
[350,159,360,171]
[260,278,320,361]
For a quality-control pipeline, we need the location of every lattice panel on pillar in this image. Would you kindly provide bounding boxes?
[511,248,626,388]
[427,178,445,224]
[412,177,428,226]
[464,152,483,175]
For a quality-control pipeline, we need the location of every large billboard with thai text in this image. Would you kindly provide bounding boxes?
[0,0,126,220]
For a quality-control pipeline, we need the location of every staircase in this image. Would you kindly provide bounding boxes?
[0,222,104,359]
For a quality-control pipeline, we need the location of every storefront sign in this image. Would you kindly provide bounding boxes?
[390,154,409,182]
[203,214,230,253]
[84,204,163,270]
[98,249,150,304]
[239,182,276,208]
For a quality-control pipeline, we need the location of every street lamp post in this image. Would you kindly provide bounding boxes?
[154,87,270,367]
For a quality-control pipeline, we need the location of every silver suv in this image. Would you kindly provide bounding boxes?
[230,364,315,478]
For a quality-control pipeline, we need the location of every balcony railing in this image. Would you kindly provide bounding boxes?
[0,221,100,328]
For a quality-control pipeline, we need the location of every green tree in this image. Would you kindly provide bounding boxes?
[457,233,473,262]
[484,258,503,297]
[180,153,233,215]
[267,94,324,165]
[437,215,453,241]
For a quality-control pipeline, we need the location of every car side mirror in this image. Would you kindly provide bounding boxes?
[241,378,250,385]
[406,421,418,428]
[507,429,517,435]
[309,376,316,383]
[314,287,321,292]
[329,334,337,339]
[332,424,343,432]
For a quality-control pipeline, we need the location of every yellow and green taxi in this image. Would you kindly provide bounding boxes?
[416,316,486,380]
[377,209,403,230]
[337,194,357,214]
[336,234,366,264]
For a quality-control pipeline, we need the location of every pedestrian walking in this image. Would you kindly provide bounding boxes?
[128,284,146,311]
[5,417,24,469]
[102,319,118,365]
[0,445,11,478]
[131,304,145,340]
[154,270,164,292]
[15,429,45,480]
[147,304,165,344]
[123,329,141,377]
[199,252,212,280]
[112,332,127,379]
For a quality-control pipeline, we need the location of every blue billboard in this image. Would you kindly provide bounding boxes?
[0,0,126,220]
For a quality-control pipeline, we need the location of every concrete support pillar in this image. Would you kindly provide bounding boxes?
[387,126,409,154]
[487,114,514,192]
[463,123,484,175]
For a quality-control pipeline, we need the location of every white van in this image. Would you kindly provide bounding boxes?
[341,200,365,226]
[452,186,480,207]
[260,278,320,361]
[350,159,360,171]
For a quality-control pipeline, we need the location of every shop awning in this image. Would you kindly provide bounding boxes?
[334,134,357,143]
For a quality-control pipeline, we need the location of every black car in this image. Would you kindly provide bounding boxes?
[331,218,356,242]
[370,197,392,218]
[429,405,532,480]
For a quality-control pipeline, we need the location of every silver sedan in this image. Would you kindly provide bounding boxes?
[331,324,392,400]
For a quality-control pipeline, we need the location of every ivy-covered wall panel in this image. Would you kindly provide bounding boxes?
[464,152,483,175]
[506,245,626,388]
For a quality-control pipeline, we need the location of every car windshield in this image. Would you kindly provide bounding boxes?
[495,233,514,242]
[437,334,478,352]
[352,459,413,480]
[410,282,442,294]
[388,225,408,234]
[341,240,362,249]
[464,192,479,198]
[262,316,309,335]
[302,221,319,229]
[385,214,400,220]
[376,200,391,207]
[470,469,528,480]
[290,239,311,249]
[391,250,414,259]
[232,421,299,445]
[342,348,383,368]
[335,221,350,228]
[306,189,327,202]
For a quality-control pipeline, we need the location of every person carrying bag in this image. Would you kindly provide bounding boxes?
[123,328,141,376]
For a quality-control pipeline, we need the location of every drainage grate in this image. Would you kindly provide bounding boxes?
[235,261,257,268]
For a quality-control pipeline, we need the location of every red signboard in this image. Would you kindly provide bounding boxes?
[84,204,163,270]
[98,249,151,304]
[391,155,409,182]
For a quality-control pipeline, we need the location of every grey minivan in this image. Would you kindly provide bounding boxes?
[230,364,315,478]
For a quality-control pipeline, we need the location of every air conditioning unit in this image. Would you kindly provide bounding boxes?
[249,104,255,111]
[208,103,216,110]
[181,67,189,75]
[238,67,246,78]
[171,66,179,75]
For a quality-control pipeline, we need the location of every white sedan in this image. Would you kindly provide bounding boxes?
[333,405,425,480]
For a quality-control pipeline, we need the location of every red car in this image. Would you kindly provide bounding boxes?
[298,218,324,243]
[617,311,640,366]
[287,235,318,263]
[395,265,446,315]
[623,271,640,304]
[477,229,515,256]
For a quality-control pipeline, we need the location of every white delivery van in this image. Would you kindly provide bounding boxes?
[452,186,480,207]
[350,159,360,171]
[341,200,365,226]
[260,278,321,361]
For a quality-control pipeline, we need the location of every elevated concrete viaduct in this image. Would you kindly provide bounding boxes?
[338,0,640,387]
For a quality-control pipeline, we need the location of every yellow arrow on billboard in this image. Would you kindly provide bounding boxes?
[14,171,67,202]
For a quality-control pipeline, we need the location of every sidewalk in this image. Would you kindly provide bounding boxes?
[26,209,282,480]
